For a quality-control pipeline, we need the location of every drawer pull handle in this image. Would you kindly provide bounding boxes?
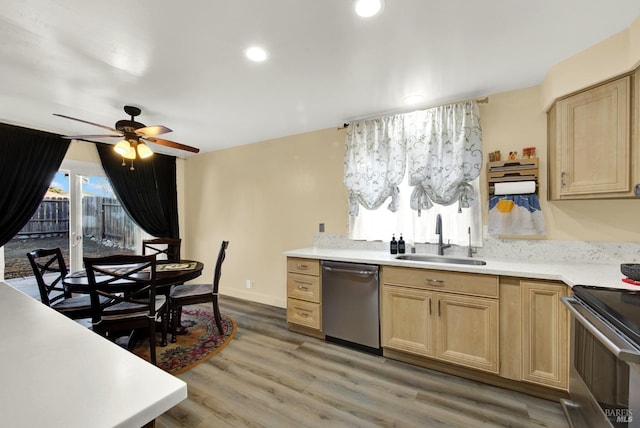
[297,264,308,270]
[295,307,310,317]
[294,280,313,286]
[426,278,445,285]
[297,285,309,291]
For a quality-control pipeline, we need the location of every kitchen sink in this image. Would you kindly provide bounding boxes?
[395,254,487,266]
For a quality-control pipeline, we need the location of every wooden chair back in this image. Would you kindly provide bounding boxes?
[83,254,158,328]
[212,241,229,294]
[142,238,181,261]
[27,248,69,306]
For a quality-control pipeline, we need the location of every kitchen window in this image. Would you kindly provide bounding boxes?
[345,100,483,247]
[349,174,482,246]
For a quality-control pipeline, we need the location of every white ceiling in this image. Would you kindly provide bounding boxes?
[1,1,639,156]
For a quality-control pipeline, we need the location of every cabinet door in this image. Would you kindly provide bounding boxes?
[381,285,435,357]
[521,280,568,389]
[549,76,631,199]
[435,293,499,374]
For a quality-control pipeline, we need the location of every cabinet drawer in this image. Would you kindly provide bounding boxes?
[287,258,320,276]
[287,298,321,330]
[287,272,320,303]
[382,266,498,298]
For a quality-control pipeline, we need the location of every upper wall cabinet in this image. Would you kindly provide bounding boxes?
[548,73,639,200]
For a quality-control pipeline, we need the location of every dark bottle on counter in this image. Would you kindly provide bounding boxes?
[390,234,398,254]
[398,234,405,254]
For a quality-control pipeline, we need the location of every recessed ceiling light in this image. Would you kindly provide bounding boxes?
[245,46,268,62]
[354,0,385,18]
[403,94,424,105]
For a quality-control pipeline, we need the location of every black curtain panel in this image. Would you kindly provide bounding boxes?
[0,123,69,247]
[96,143,179,239]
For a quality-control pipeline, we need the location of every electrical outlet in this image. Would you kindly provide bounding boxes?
[246,280,252,289]
[319,223,325,232]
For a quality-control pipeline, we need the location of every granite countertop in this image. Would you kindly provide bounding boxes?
[284,247,637,291]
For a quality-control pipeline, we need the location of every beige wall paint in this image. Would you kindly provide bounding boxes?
[183,128,347,307]
[541,16,640,108]
[481,86,640,242]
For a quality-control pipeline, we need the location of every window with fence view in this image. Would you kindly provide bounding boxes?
[4,173,136,280]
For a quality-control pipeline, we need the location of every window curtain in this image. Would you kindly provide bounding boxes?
[406,101,483,213]
[345,100,483,245]
[0,123,69,247]
[96,143,179,239]
[344,116,406,216]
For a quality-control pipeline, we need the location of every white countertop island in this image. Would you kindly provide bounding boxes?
[0,282,187,428]
[284,247,636,291]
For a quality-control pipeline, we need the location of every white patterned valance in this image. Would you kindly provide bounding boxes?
[344,100,483,216]
[344,116,406,216]
[406,101,483,214]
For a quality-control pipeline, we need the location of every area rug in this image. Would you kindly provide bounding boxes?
[132,308,236,374]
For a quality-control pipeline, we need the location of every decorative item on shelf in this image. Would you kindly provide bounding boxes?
[522,147,536,159]
[508,151,518,160]
[488,150,501,162]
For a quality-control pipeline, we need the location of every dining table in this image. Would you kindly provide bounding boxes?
[63,259,204,346]
[63,259,204,294]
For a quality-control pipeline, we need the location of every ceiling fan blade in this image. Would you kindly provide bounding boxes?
[53,113,120,133]
[145,137,200,154]
[135,125,172,137]
[61,134,123,139]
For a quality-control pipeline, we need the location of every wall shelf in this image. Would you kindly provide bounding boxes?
[487,158,539,196]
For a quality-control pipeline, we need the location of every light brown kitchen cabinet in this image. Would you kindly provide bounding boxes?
[520,280,569,390]
[436,293,499,373]
[381,285,435,356]
[548,74,635,199]
[381,266,499,374]
[286,257,322,331]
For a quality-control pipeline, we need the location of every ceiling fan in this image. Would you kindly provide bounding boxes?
[54,105,200,170]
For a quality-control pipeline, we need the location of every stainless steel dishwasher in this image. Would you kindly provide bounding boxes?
[321,260,381,354]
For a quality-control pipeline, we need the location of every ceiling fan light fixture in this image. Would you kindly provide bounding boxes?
[354,0,385,18]
[114,139,132,157]
[137,141,154,159]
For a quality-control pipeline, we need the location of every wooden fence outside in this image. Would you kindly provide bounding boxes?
[17,197,136,249]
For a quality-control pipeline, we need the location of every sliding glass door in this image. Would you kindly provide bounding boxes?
[2,161,139,280]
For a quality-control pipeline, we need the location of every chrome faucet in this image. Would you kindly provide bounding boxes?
[435,214,451,255]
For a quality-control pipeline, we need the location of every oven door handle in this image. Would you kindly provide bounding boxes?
[562,296,640,364]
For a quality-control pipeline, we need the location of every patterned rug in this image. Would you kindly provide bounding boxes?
[132,308,236,374]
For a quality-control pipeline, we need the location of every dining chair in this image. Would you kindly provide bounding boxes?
[142,238,182,261]
[83,254,168,365]
[27,248,96,320]
[169,240,228,342]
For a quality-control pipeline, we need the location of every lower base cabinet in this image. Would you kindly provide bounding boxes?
[381,284,499,374]
[520,280,569,390]
[381,269,569,393]
[287,259,570,396]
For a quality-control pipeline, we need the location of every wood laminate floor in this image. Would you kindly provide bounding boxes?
[158,296,569,428]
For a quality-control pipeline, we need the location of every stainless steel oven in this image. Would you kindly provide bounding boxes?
[562,286,640,427]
